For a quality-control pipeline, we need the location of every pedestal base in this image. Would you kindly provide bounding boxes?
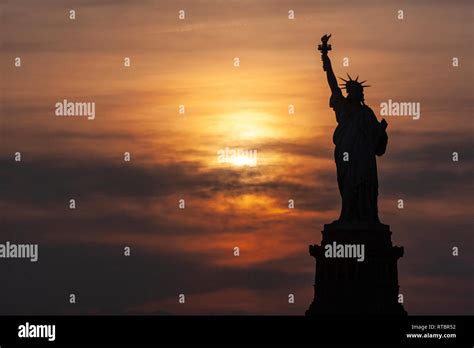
[306,222,407,316]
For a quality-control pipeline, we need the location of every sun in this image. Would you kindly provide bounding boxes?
[230,154,257,167]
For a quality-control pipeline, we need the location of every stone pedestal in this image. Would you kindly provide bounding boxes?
[306,222,407,316]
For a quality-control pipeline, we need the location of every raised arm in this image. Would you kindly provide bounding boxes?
[319,34,341,96]
[322,54,340,95]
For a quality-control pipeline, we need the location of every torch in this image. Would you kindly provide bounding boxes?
[318,34,332,71]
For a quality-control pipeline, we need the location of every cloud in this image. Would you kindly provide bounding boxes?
[0,243,311,315]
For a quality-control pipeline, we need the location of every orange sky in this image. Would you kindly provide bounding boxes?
[1,0,473,315]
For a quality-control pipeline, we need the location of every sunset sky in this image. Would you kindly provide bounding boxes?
[1,0,472,315]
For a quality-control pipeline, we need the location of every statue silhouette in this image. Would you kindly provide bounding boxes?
[307,35,406,318]
[320,34,388,223]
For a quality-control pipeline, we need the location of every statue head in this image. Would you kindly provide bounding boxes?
[339,74,370,104]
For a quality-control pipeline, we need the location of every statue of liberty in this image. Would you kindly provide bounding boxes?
[319,34,388,224]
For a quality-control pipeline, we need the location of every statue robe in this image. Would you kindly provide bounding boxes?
[330,91,388,223]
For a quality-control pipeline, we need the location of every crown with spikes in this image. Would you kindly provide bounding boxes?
[338,73,371,92]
